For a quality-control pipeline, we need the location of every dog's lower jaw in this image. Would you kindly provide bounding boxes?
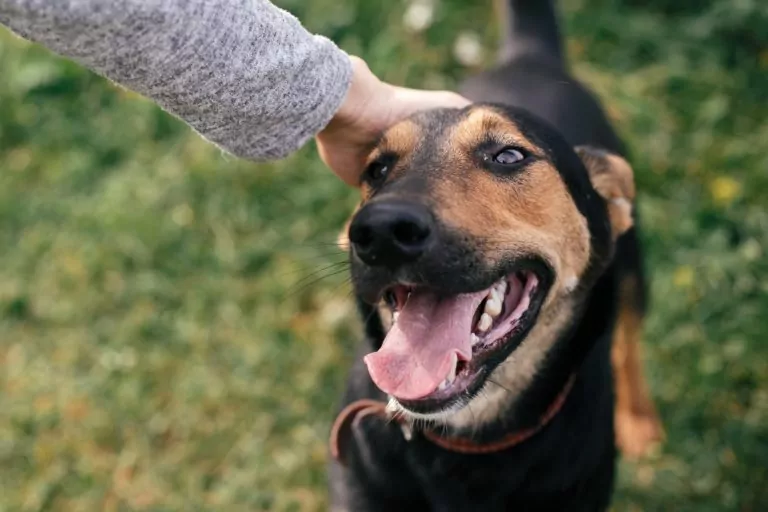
[385,396,469,426]
[387,294,579,430]
[449,296,577,430]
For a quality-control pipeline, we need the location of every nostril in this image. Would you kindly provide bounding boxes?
[349,224,374,249]
[392,219,430,247]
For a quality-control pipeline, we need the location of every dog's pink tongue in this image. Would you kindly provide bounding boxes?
[364,290,486,400]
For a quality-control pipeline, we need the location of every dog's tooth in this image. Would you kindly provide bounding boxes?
[438,379,449,391]
[471,333,481,346]
[485,296,502,318]
[477,312,493,332]
[491,281,506,301]
[447,356,458,384]
[393,311,399,322]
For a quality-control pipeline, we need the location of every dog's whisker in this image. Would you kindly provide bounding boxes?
[327,275,353,298]
[486,377,515,396]
[280,267,351,301]
[281,260,349,283]
[286,257,346,267]
[466,400,479,436]
[290,247,348,257]
[301,238,348,247]
[275,259,349,279]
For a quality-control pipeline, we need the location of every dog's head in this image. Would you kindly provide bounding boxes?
[343,104,634,427]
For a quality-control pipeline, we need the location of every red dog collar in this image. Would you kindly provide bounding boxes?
[330,374,576,465]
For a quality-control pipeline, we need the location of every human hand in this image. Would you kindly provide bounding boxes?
[316,56,470,186]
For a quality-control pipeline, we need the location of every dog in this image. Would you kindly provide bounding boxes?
[328,1,663,510]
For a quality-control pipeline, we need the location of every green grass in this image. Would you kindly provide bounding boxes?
[0,0,766,510]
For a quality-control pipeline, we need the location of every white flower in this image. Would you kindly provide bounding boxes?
[404,0,435,33]
[454,31,484,67]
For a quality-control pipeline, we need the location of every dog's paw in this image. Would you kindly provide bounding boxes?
[615,410,665,459]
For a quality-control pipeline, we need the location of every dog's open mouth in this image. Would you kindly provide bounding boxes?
[363,266,550,414]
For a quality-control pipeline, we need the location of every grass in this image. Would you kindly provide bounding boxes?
[0,0,766,510]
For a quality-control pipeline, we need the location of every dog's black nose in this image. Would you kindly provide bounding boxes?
[348,201,433,267]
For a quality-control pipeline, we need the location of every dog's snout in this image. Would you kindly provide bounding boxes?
[349,201,433,267]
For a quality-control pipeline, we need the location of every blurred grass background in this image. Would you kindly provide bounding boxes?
[0,0,766,510]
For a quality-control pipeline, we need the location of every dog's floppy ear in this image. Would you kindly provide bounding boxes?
[575,146,636,238]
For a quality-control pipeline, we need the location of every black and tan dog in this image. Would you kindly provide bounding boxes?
[329,1,663,510]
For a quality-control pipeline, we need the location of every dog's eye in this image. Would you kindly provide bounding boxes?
[493,148,526,165]
[364,160,390,186]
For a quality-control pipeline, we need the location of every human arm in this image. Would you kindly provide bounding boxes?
[0,0,352,161]
[0,0,469,184]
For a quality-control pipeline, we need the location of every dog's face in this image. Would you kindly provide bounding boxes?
[344,104,635,427]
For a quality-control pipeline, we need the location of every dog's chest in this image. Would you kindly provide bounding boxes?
[402,446,551,511]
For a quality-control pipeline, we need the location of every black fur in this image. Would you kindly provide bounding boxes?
[330,2,645,510]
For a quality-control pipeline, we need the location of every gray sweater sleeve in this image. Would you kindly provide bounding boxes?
[0,0,353,160]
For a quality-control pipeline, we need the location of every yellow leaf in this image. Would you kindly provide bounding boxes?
[709,176,742,206]
[673,266,694,289]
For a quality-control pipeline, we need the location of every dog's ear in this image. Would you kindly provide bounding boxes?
[575,146,636,238]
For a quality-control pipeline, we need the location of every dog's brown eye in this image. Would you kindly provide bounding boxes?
[493,148,525,165]
[365,161,389,185]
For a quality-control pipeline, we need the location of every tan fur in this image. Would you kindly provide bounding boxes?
[376,120,421,158]
[576,146,636,238]
[449,108,540,157]
[446,142,640,428]
[612,276,664,458]
[437,109,592,299]
[337,205,360,251]
[361,120,421,201]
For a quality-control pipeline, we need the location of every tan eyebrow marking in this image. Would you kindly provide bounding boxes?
[446,107,540,158]
[360,120,422,200]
